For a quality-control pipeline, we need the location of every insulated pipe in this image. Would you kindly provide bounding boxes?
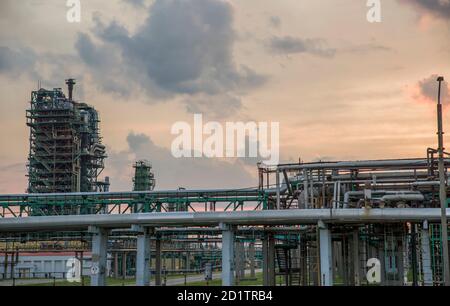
[1,208,449,232]
[278,158,450,171]
[330,171,433,180]
[381,194,425,202]
[343,191,423,208]
[0,188,262,201]
[343,191,364,208]
[411,181,440,187]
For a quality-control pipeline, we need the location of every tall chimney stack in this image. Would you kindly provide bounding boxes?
[65,78,76,101]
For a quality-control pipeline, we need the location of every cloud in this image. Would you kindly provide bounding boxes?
[400,0,450,20]
[269,16,281,29]
[0,46,36,76]
[268,36,336,58]
[105,132,256,191]
[123,0,147,8]
[74,32,131,96]
[75,0,266,117]
[342,42,392,54]
[413,74,449,104]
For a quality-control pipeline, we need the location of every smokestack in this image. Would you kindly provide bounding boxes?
[65,78,76,101]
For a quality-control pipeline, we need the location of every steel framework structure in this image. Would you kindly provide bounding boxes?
[26,82,106,195]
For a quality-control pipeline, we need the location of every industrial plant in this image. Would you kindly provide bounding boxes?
[0,78,449,287]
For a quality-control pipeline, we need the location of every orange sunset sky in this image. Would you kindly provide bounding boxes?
[0,0,449,192]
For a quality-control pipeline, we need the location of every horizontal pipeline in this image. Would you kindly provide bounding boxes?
[278,158,450,170]
[0,208,448,232]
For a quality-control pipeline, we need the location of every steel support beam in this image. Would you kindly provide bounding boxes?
[155,236,162,286]
[352,229,360,285]
[421,221,433,286]
[276,168,281,209]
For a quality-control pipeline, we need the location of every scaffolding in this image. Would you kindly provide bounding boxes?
[26,80,107,194]
[132,160,155,192]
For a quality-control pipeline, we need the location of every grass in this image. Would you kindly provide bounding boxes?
[185,272,263,286]
[22,272,264,286]
[19,276,135,286]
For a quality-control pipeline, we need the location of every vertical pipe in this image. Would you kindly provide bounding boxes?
[437,76,450,286]
[303,170,309,209]
[310,171,314,208]
[276,168,281,209]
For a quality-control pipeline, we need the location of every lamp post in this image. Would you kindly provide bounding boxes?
[437,76,450,286]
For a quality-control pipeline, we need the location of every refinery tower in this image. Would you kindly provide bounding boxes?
[26,79,108,193]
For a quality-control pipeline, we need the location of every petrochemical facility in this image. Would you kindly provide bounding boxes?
[0,79,450,287]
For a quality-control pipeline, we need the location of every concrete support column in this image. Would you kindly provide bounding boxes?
[318,221,333,286]
[134,225,152,286]
[249,242,256,279]
[421,221,433,286]
[220,223,235,286]
[236,242,245,281]
[155,236,162,286]
[89,226,108,286]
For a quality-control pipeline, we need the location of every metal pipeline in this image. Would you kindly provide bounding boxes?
[278,158,450,170]
[0,208,448,232]
[343,190,424,208]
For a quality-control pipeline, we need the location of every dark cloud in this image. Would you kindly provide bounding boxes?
[74,32,132,96]
[343,43,392,54]
[0,45,84,93]
[106,132,256,190]
[269,16,281,29]
[123,0,147,8]
[269,36,336,58]
[75,0,266,117]
[400,0,450,20]
[0,46,36,76]
[417,74,449,104]
[183,93,242,118]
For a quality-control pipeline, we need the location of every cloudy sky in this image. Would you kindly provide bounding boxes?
[0,0,450,193]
